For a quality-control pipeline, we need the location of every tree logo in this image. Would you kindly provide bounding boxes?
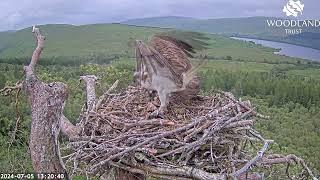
[283,0,304,17]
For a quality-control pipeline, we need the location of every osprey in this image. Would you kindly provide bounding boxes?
[134,34,204,118]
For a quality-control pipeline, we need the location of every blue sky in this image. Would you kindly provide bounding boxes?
[0,0,318,31]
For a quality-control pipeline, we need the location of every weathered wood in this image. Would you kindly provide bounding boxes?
[231,140,273,178]
[80,75,98,112]
[60,115,80,140]
[24,26,69,178]
[109,163,225,180]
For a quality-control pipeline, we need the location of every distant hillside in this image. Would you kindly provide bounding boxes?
[0,23,212,60]
[123,16,282,36]
[123,16,320,50]
[0,23,308,66]
[0,31,14,54]
[0,24,163,58]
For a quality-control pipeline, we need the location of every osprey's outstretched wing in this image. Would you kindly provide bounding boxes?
[150,36,192,82]
[135,31,208,87]
[150,31,209,78]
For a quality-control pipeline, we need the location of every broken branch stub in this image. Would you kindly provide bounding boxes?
[60,115,80,140]
[80,75,98,112]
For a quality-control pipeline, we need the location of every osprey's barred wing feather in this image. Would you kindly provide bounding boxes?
[149,36,194,86]
[135,40,180,83]
[153,35,195,57]
[150,31,209,76]
[155,31,209,52]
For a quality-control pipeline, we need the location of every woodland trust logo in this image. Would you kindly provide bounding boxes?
[283,0,304,17]
[266,0,320,35]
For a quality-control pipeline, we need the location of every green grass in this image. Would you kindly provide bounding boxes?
[0,135,33,172]
[287,68,320,79]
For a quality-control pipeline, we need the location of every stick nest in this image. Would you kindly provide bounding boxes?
[64,86,317,180]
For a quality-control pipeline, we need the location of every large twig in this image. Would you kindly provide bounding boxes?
[136,164,226,180]
[96,80,119,110]
[0,81,23,96]
[231,140,273,178]
[219,91,269,119]
[0,81,23,145]
[9,87,22,145]
[60,115,81,140]
[259,154,318,180]
[89,115,212,172]
[109,161,226,180]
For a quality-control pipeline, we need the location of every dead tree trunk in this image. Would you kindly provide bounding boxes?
[24,26,69,177]
[24,26,143,180]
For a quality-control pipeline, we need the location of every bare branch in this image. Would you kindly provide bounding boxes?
[231,140,273,178]
[24,26,45,77]
[260,154,318,180]
[9,87,22,145]
[60,115,81,140]
[96,80,119,110]
[0,81,23,96]
[114,163,226,180]
[0,81,23,145]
